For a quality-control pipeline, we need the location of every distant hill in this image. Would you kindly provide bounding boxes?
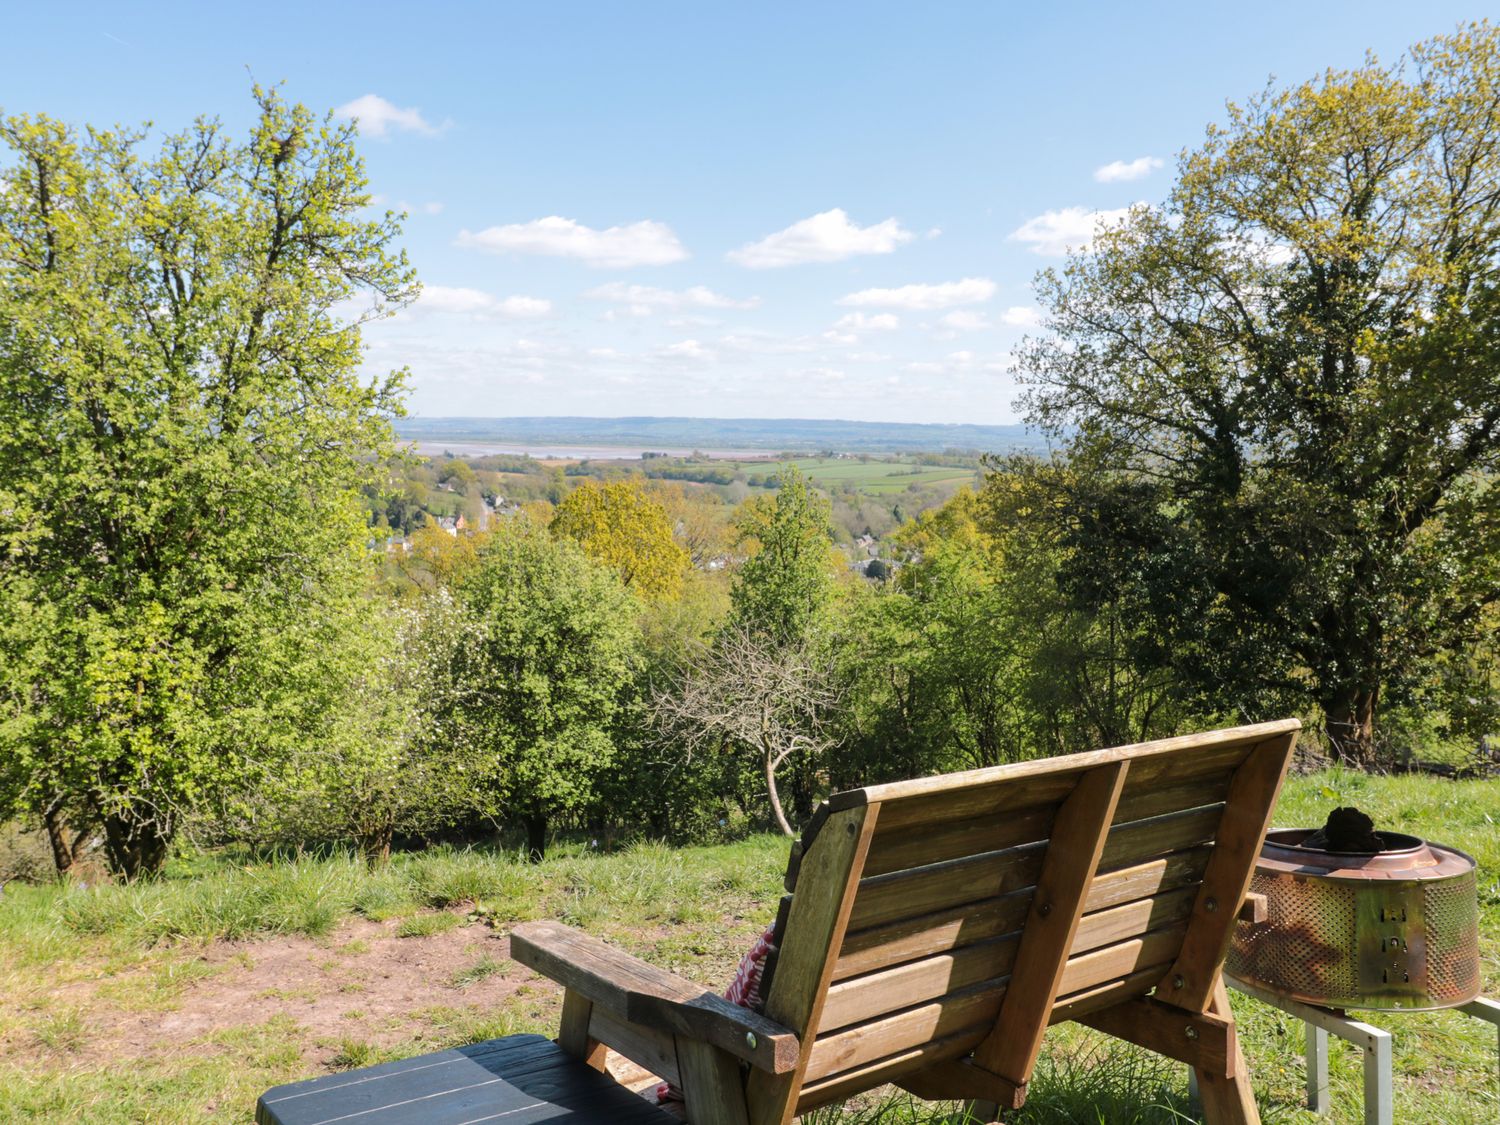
[396,416,1052,455]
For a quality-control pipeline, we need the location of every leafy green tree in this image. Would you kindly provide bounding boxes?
[0,89,416,877]
[1019,26,1500,765]
[729,466,836,643]
[438,459,477,489]
[836,479,1195,788]
[248,596,497,864]
[443,521,638,858]
[551,479,689,601]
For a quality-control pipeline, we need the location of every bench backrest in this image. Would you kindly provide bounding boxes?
[746,720,1299,1120]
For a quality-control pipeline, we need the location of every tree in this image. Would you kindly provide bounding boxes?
[653,482,732,568]
[551,479,689,601]
[729,466,836,643]
[442,521,638,858]
[0,89,416,877]
[394,522,491,595]
[1018,26,1500,765]
[251,596,496,865]
[652,626,840,836]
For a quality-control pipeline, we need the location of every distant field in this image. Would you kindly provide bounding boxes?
[475,456,982,500]
[716,457,981,495]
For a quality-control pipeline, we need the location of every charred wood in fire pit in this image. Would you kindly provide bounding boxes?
[1301,806,1381,853]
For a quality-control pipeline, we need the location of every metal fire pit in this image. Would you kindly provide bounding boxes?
[1226,828,1481,1012]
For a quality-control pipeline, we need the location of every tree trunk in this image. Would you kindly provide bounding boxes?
[101,813,171,881]
[763,750,794,837]
[1323,685,1378,767]
[358,823,393,867]
[523,814,548,862]
[42,805,74,878]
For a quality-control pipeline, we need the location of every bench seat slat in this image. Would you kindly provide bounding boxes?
[255,1035,676,1125]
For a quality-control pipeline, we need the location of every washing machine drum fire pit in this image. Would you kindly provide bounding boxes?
[1226,828,1481,1012]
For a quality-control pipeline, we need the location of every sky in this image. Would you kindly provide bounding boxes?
[2,2,1488,423]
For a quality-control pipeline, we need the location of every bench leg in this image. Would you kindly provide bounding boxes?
[558,989,609,1069]
[1194,981,1259,1125]
[677,1039,750,1125]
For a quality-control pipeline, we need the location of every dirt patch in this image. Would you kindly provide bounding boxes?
[24,914,537,1069]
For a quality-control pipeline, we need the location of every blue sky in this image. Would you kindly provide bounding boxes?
[3,2,1486,423]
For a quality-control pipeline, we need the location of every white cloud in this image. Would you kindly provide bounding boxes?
[418,285,552,319]
[457,217,688,268]
[718,331,818,356]
[902,350,1008,376]
[1009,205,1136,256]
[999,306,1042,328]
[833,312,900,332]
[659,339,715,361]
[727,208,913,268]
[824,312,898,346]
[940,310,990,331]
[1094,156,1163,183]
[334,94,447,139]
[838,277,996,311]
[398,199,446,215]
[583,282,759,314]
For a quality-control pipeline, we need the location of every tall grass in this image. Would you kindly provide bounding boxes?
[0,834,790,954]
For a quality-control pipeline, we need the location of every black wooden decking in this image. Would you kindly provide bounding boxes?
[256,1034,678,1124]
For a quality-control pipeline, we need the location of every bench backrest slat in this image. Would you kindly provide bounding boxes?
[752,719,1299,1122]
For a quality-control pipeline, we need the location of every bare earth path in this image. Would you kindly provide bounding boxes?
[12,914,542,1072]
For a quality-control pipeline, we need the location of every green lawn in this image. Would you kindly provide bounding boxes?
[0,772,1495,1122]
[757,457,980,495]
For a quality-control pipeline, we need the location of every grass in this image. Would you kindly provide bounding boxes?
[451,953,506,988]
[708,456,982,497]
[395,911,461,938]
[0,772,1495,1122]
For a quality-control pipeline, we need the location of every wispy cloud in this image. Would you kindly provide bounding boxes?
[1094,156,1163,183]
[939,310,989,331]
[825,311,899,345]
[416,285,552,319]
[583,282,758,316]
[838,277,996,311]
[1009,206,1135,256]
[999,306,1042,327]
[334,94,448,139]
[728,208,913,268]
[457,217,688,268]
[658,339,716,361]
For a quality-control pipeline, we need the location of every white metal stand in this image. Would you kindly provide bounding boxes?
[1216,975,1500,1125]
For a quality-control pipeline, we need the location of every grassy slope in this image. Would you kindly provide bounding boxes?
[0,773,1495,1123]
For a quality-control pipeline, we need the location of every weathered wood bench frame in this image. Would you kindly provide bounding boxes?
[511,720,1299,1124]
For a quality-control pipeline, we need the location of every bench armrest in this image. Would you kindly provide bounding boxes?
[510,920,800,1074]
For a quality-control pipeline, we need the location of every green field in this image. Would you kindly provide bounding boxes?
[1,769,1496,1122]
[723,457,981,496]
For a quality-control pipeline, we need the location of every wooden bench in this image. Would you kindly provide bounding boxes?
[257,719,1298,1124]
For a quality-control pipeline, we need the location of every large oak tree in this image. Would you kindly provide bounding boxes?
[0,89,417,876]
[1020,26,1500,765]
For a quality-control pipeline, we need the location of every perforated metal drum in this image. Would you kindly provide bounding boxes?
[1226,829,1481,1012]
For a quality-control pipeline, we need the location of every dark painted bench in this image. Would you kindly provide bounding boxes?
[255,1034,676,1124]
